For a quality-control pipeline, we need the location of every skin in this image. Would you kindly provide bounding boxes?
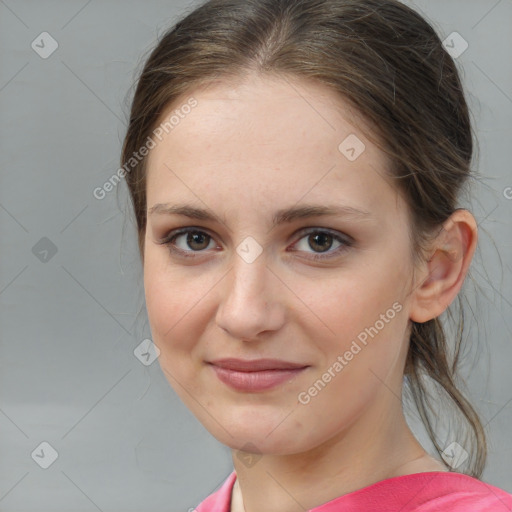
[142,72,477,512]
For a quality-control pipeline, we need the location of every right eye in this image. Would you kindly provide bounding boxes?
[158,228,218,258]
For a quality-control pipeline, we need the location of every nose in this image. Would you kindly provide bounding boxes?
[215,253,286,341]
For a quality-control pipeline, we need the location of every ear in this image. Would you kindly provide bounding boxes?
[409,209,478,323]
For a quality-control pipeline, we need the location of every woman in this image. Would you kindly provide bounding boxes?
[120,0,512,510]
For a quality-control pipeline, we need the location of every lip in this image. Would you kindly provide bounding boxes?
[208,358,309,371]
[207,358,309,392]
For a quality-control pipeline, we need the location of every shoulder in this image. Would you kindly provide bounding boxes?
[411,472,512,512]
[194,471,237,512]
[191,470,512,512]
[314,471,512,512]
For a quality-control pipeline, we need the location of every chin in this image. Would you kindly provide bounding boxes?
[201,415,311,456]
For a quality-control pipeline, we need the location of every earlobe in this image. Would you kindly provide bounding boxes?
[409,210,477,324]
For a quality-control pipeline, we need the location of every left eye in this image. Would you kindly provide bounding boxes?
[291,230,350,259]
[159,228,353,260]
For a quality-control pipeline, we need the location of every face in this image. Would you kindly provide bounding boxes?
[143,73,418,455]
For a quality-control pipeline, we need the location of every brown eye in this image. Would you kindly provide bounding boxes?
[307,232,334,253]
[159,228,217,258]
[290,229,353,261]
[183,231,211,251]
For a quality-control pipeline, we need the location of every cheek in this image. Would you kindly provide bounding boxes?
[310,272,402,330]
[288,275,409,444]
[143,268,204,397]
[143,256,217,366]
[143,256,192,350]
[302,260,409,370]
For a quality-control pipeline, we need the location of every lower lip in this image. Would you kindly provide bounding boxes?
[209,364,308,392]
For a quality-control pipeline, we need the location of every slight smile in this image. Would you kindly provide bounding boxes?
[207,358,310,392]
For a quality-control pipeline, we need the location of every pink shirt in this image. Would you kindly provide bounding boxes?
[195,470,512,511]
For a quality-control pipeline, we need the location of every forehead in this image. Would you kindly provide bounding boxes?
[145,74,401,220]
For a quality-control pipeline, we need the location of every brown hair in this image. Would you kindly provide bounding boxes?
[121,0,486,477]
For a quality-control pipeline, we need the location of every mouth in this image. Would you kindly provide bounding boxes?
[207,358,310,392]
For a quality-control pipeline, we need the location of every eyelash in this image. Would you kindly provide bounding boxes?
[157,227,353,261]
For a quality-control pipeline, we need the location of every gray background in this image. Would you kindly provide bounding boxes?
[0,0,511,510]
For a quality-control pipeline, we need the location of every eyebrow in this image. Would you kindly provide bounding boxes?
[148,203,372,227]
